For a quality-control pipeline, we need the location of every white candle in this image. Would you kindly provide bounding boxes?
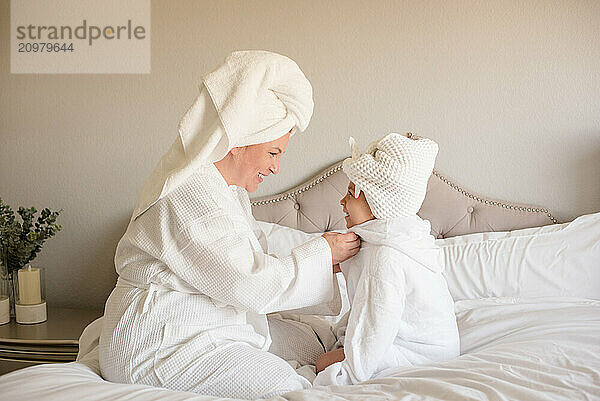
[0,295,9,324]
[17,265,42,305]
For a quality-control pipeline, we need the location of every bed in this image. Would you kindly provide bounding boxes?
[1,161,599,401]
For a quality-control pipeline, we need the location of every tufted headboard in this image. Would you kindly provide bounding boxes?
[251,161,558,238]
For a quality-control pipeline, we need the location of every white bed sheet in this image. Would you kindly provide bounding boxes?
[1,296,598,401]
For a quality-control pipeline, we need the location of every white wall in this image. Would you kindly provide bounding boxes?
[1,0,599,309]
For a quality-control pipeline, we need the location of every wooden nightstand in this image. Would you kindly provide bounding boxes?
[0,307,103,375]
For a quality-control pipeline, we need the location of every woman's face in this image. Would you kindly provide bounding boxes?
[231,132,291,192]
[339,181,375,228]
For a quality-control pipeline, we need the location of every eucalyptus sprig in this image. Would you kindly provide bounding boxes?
[0,197,63,275]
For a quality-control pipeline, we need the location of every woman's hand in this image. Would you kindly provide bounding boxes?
[316,347,345,373]
[322,232,360,265]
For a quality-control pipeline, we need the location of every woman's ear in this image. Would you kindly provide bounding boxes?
[229,147,243,156]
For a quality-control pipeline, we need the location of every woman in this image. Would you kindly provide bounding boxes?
[99,50,360,399]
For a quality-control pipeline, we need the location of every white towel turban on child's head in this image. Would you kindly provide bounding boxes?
[342,133,439,219]
[130,50,314,221]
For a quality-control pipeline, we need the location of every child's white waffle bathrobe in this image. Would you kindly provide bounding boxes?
[314,216,460,386]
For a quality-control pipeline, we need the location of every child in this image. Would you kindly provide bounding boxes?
[313,133,460,386]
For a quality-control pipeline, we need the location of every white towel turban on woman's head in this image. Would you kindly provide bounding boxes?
[130,50,314,221]
[342,133,439,219]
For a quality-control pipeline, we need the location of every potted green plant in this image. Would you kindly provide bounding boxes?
[0,198,62,323]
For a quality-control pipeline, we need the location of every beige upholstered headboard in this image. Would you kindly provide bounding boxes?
[251,161,558,239]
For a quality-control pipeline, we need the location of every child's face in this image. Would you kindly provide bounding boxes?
[340,181,375,228]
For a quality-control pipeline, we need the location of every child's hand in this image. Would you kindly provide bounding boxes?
[315,347,345,373]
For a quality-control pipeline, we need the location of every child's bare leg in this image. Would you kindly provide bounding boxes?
[315,347,345,373]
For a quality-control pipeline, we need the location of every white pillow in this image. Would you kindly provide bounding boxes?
[437,212,600,301]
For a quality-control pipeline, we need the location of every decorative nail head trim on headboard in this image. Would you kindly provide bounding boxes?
[251,163,343,206]
[431,171,558,224]
[251,161,558,225]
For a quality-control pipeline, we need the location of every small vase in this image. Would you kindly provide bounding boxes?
[0,258,13,324]
[14,264,47,324]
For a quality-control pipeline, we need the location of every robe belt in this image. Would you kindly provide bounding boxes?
[115,276,199,314]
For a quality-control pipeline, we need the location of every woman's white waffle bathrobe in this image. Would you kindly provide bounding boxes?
[314,216,460,386]
[99,163,340,399]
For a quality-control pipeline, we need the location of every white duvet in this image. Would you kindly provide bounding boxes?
[1,296,598,401]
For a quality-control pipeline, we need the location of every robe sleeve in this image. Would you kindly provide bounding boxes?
[255,220,322,257]
[277,272,342,316]
[256,220,342,316]
[256,220,346,258]
[161,213,336,315]
[316,248,407,385]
